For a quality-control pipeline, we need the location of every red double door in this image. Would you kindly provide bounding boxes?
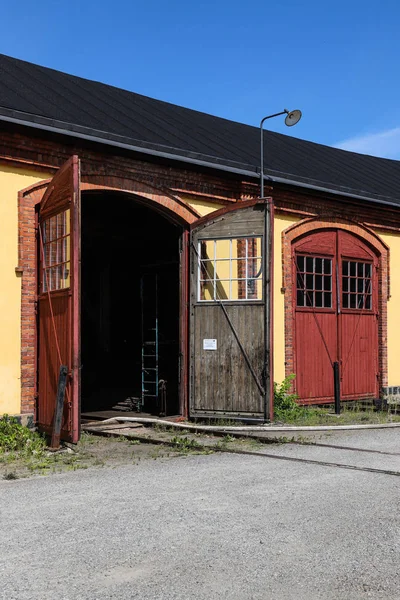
[293,229,379,403]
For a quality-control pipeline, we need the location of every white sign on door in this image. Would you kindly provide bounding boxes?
[203,338,217,350]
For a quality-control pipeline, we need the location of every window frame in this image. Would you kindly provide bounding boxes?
[294,252,336,313]
[197,235,263,303]
[40,209,71,293]
[341,258,374,313]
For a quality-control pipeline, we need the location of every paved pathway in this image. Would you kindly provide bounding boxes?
[1,429,399,599]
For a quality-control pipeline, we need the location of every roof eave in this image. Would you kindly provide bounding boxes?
[1,110,400,211]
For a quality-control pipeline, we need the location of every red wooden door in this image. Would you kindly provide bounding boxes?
[37,156,81,442]
[338,231,379,398]
[293,229,379,403]
[294,230,337,402]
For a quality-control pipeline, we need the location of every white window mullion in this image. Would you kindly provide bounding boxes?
[197,236,262,302]
[197,241,201,301]
[229,239,232,301]
[213,240,217,301]
[245,238,248,300]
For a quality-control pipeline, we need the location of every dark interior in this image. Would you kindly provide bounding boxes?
[81,192,181,416]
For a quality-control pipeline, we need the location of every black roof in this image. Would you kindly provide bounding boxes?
[1,53,400,207]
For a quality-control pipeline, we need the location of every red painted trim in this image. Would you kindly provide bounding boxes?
[179,230,190,417]
[71,156,81,442]
[269,200,275,420]
[34,207,39,422]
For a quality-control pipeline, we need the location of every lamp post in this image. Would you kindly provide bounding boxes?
[260,108,302,198]
[261,108,302,422]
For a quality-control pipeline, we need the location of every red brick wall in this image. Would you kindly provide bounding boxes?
[6,127,400,414]
[18,182,49,414]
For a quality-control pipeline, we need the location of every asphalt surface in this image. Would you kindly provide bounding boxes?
[1,429,400,600]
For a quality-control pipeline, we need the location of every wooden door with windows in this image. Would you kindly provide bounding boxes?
[293,229,379,403]
[37,156,81,442]
[190,200,272,420]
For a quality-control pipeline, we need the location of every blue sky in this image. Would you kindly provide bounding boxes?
[2,0,400,159]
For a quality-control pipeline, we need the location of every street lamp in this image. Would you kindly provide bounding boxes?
[260,109,302,198]
[261,108,301,423]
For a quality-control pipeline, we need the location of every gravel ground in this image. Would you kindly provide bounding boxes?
[256,430,400,475]
[312,427,400,452]
[1,441,400,600]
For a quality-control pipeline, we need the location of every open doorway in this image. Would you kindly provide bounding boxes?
[81,192,182,419]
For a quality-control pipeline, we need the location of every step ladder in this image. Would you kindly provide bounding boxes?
[140,273,159,411]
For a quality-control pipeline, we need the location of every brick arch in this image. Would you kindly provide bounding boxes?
[81,175,200,224]
[281,216,389,395]
[284,216,389,258]
[17,172,200,415]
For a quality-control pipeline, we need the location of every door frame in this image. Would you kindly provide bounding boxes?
[78,191,192,419]
[18,171,199,429]
[282,217,389,403]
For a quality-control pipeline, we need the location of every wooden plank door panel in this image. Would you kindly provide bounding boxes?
[295,312,337,402]
[192,303,264,415]
[340,313,378,397]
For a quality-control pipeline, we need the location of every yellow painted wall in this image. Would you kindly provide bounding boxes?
[374,230,400,386]
[273,214,300,384]
[0,165,50,414]
[185,197,224,216]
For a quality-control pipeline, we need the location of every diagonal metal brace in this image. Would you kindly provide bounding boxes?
[217,300,265,397]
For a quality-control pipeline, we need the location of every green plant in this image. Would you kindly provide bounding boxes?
[0,415,46,457]
[79,432,97,445]
[3,471,18,480]
[273,375,301,420]
[170,436,201,452]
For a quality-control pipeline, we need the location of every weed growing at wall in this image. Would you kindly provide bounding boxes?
[0,415,46,457]
[273,375,302,421]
